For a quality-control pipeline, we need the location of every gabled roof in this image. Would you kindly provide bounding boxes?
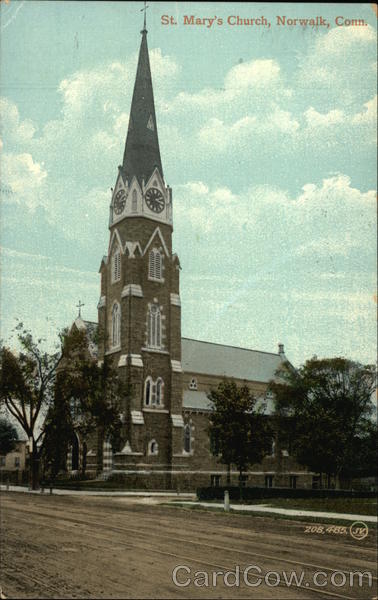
[70,321,285,387]
[122,30,163,186]
[181,338,284,383]
[73,318,98,358]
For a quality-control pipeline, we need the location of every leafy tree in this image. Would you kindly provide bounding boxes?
[208,379,272,487]
[0,418,18,456]
[44,326,124,478]
[271,357,376,488]
[343,420,377,481]
[42,387,74,480]
[0,323,63,488]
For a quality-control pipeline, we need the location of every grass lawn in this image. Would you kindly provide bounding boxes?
[240,497,377,516]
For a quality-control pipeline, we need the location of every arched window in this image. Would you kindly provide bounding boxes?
[148,305,161,349]
[148,249,163,281]
[144,377,164,406]
[144,377,152,406]
[112,245,121,283]
[112,302,121,347]
[132,190,137,213]
[148,439,159,455]
[184,424,191,454]
[156,378,164,405]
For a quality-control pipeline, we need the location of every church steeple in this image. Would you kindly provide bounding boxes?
[122,27,163,186]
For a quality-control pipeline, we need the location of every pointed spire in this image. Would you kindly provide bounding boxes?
[122,23,163,187]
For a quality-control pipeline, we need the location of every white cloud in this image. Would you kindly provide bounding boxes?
[176,175,376,262]
[316,24,376,55]
[198,107,299,152]
[352,95,377,124]
[0,97,37,145]
[304,107,345,128]
[224,59,281,91]
[1,152,47,210]
[297,25,377,111]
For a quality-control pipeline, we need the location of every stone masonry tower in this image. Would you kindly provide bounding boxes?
[97,22,183,485]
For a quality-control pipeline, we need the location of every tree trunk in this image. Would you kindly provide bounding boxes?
[81,447,87,479]
[30,441,40,490]
[96,427,104,475]
[239,467,243,501]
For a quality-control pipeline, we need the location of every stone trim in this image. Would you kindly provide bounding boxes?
[130,354,143,367]
[118,355,127,367]
[105,345,121,356]
[116,441,144,456]
[122,284,143,298]
[108,228,124,255]
[102,439,113,472]
[118,354,143,368]
[97,295,106,308]
[131,410,145,425]
[171,414,184,427]
[170,293,181,307]
[143,226,169,258]
[142,347,170,355]
[114,452,144,457]
[171,360,183,373]
[124,241,142,258]
[143,408,169,414]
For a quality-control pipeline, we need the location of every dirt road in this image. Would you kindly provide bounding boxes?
[0,492,376,599]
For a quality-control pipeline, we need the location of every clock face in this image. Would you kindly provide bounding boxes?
[145,187,165,213]
[114,189,126,215]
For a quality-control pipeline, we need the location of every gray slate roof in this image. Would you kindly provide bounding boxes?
[183,390,275,415]
[181,338,283,383]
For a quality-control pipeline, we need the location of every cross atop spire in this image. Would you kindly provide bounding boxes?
[76,300,85,318]
[141,1,148,33]
[121,12,163,187]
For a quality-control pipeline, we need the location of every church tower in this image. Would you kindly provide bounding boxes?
[97,22,183,483]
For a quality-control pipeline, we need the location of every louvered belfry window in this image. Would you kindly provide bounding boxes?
[149,249,162,281]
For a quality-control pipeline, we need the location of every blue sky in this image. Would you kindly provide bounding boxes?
[1,1,377,366]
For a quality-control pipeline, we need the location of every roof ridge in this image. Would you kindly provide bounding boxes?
[181,337,280,357]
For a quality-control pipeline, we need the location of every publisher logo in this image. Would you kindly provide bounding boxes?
[349,521,368,541]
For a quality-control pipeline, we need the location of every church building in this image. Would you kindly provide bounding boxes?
[70,21,314,490]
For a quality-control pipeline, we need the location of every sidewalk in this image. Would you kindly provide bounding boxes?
[0,484,195,500]
[169,501,378,523]
[2,486,375,522]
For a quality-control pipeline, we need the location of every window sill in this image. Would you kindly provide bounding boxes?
[105,346,121,356]
[143,407,168,413]
[148,277,165,284]
[141,347,169,355]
